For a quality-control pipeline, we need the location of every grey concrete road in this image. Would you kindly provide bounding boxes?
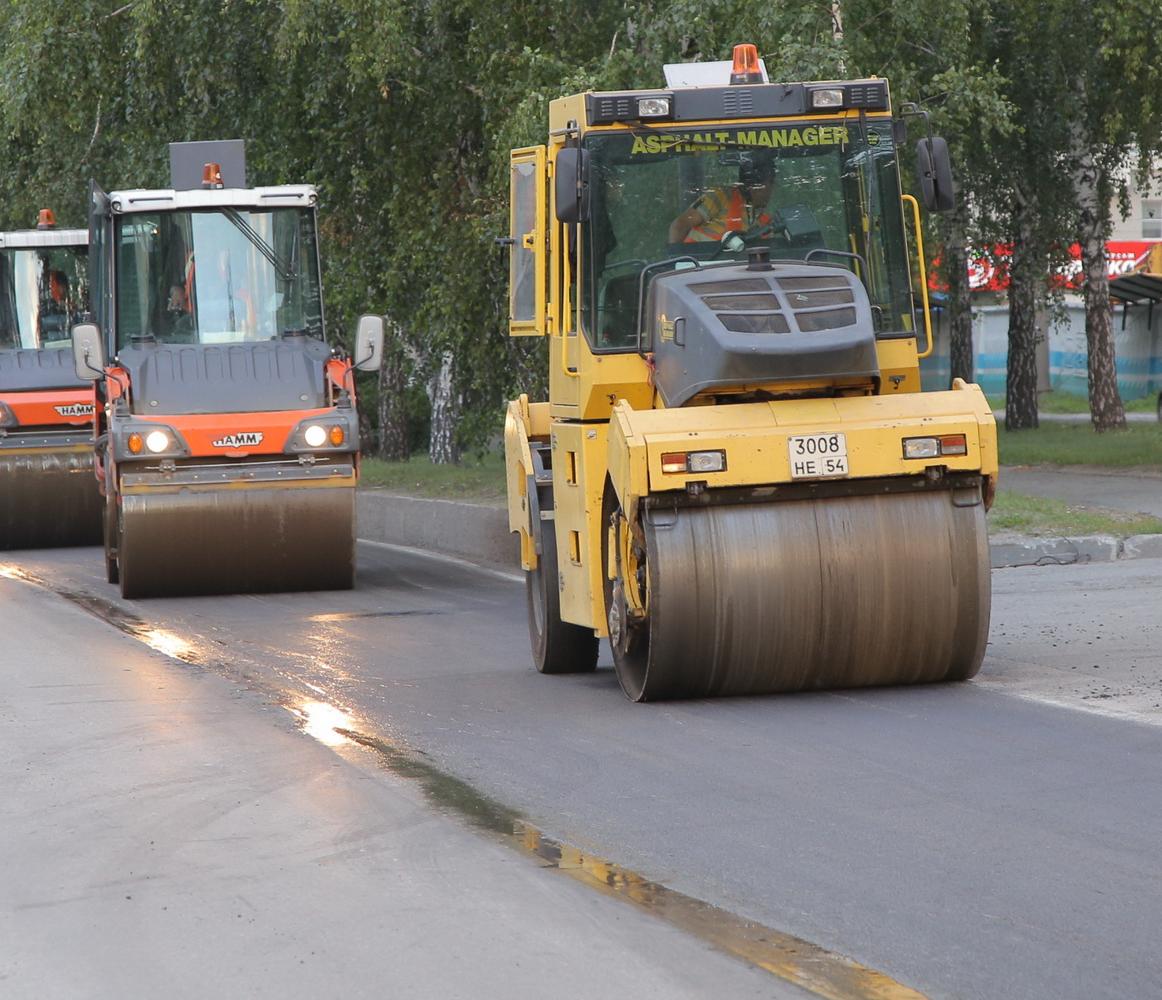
[0,573,805,1000]
[4,545,1162,1000]
[1000,464,1162,517]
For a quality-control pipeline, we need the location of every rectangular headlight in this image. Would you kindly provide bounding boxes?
[810,88,844,109]
[687,450,726,473]
[903,437,940,460]
[637,96,671,118]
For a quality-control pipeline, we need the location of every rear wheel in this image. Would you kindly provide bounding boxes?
[526,519,598,674]
[116,502,136,599]
[103,458,119,585]
[602,488,652,700]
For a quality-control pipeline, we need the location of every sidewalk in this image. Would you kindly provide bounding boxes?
[0,575,793,1000]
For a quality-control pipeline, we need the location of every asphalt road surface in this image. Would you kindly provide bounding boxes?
[3,541,1161,1000]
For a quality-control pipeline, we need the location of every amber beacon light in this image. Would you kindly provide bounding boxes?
[730,44,763,85]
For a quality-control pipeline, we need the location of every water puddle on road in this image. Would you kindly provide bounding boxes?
[307,609,446,622]
[56,589,205,666]
[291,700,355,747]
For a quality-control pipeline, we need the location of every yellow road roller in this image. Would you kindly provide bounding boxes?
[71,142,383,597]
[503,45,997,700]
[0,212,101,549]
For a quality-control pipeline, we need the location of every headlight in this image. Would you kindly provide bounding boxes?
[117,423,187,460]
[286,415,355,453]
[637,96,671,118]
[810,88,844,109]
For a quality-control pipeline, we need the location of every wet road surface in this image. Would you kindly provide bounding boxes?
[4,542,1162,999]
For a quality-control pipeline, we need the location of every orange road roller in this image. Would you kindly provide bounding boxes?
[72,142,383,597]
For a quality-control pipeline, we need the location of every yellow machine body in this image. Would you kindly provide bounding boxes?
[504,65,998,699]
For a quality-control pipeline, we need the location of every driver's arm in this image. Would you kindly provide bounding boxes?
[668,206,705,244]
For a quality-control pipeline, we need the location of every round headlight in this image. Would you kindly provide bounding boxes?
[303,424,327,448]
[145,430,170,454]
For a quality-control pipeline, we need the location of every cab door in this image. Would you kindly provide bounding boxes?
[87,180,113,349]
[508,146,547,337]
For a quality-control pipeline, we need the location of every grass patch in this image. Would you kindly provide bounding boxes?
[362,453,507,502]
[986,392,1157,414]
[998,422,1162,469]
[989,490,1162,537]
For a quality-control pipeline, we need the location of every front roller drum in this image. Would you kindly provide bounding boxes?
[610,490,991,701]
[117,484,356,598]
[0,450,102,550]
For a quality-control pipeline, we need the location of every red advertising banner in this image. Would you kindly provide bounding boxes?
[932,241,1162,291]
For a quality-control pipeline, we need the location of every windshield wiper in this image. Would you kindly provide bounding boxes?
[220,209,297,282]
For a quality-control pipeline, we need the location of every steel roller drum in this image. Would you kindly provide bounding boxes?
[0,451,102,549]
[618,490,990,701]
[117,484,356,598]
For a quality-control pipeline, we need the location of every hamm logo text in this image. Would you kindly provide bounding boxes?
[54,403,94,418]
[212,432,264,448]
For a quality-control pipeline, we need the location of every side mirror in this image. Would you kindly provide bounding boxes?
[71,323,106,381]
[554,147,591,224]
[916,137,956,213]
[353,314,385,372]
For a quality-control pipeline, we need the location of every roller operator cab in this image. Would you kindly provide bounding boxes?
[74,142,384,598]
[0,212,102,549]
[504,45,998,701]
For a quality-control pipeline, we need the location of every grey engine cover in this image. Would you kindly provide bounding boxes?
[647,262,881,407]
[118,338,330,415]
[0,349,86,391]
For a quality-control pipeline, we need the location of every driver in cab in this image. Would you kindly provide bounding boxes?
[668,151,775,248]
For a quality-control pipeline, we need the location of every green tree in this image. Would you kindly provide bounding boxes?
[1059,0,1162,431]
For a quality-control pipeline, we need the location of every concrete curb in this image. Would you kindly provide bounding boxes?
[356,489,1162,571]
[356,490,517,566]
[989,531,1162,568]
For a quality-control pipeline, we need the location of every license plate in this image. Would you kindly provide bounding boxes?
[788,432,849,479]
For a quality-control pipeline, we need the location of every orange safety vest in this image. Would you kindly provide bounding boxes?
[684,186,772,243]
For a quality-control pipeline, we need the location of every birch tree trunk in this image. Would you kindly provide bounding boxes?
[1073,146,1126,431]
[945,204,975,385]
[427,350,460,464]
[1005,198,1040,430]
[376,320,411,461]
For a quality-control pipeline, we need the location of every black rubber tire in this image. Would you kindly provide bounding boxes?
[526,521,598,674]
[117,501,135,599]
[601,486,652,701]
[103,460,119,585]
